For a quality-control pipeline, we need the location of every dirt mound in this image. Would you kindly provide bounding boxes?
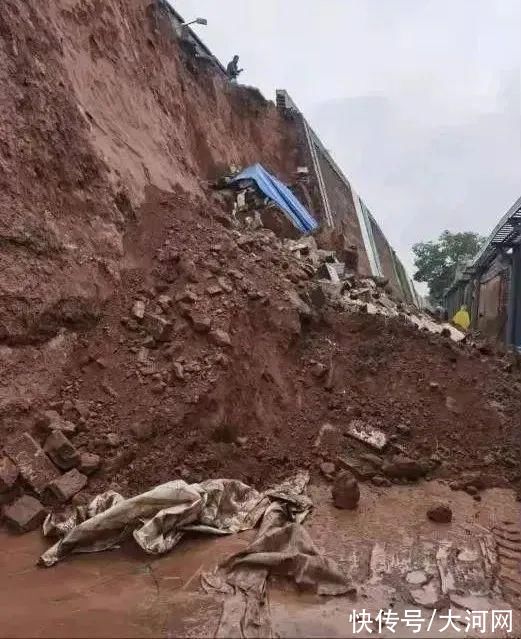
[0,0,520,517]
[0,0,298,417]
[17,187,519,503]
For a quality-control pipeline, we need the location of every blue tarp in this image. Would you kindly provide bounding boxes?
[230,163,318,234]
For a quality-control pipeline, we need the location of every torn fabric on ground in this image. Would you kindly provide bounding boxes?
[202,498,354,638]
[40,473,311,567]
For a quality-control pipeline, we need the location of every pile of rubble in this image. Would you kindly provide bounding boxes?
[1,411,100,532]
[1,192,520,533]
[285,235,465,342]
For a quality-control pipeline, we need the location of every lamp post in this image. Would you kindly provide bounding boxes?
[183,17,208,27]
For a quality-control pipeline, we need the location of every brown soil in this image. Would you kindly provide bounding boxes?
[14,186,521,502]
[0,0,520,512]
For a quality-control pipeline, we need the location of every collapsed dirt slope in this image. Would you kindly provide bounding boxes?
[0,0,297,416]
[0,0,520,512]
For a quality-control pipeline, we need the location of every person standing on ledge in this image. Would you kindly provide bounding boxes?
[226,54,243,81]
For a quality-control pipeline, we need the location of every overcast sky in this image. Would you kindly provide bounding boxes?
[171,0,520,288]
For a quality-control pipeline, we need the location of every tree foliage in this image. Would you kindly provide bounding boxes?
[412,230,485,303]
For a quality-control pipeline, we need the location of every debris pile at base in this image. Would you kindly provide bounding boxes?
[1,189,520,529]
[0,0,520,534]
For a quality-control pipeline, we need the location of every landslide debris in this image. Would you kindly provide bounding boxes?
[2,188,520,518]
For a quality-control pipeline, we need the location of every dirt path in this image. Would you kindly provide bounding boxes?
[1,480,519,638]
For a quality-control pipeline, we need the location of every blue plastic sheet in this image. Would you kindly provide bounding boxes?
[230,163,317,234]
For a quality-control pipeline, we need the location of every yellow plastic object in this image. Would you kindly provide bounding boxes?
[452,306,470,330]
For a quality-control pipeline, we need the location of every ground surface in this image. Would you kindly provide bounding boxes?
[1,480,519,638]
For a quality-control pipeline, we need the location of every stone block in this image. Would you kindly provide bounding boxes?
[3,495,47,532]
[4,433,60,494]
[43,431,80,470]
[47,469,87,502]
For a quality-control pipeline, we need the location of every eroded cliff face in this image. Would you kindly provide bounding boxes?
[0,0,298,412]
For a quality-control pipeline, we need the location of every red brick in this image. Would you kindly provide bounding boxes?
[0,456,18,492]
[43,431,80,470]
[47,469,87,502]
[4,433,60,494]
[3,495,47,532]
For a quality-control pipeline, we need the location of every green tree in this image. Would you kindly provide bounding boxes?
[412,230,485,303]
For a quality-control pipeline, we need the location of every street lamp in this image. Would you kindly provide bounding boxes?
[183,17,208,26]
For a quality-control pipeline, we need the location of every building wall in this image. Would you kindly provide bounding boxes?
[314,148,372,275]
[276,89,417,303]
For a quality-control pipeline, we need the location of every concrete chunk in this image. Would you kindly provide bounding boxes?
[43,431,80,470]
[3,495,47,532]
[0,456,19,492]
[47,469,87,502]
[4,433,60,494]
[346,420,387,451]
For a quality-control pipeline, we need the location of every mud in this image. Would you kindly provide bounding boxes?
[1,481,519,637]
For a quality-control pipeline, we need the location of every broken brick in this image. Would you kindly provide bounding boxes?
[43,431,80,471]
[3,495,47,532]
[144,313,173,341]
[37,410,77,435]
[47,469,88,502]
[210,329,231,347]
[4,433,60,494]
[0,456,19,492]
[79,452,101,476]
[132,299,146,319]
[189,312,211,333]
[206,284,222,296]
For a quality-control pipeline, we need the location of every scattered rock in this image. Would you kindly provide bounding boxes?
[429,381,439,390]
[313,422,338,448]
[132,300,146,320]
[332,471,360,509]
[3,495,47,532]
[409,581,447,609]
[176,288,198,304]
[346,420,387,451]
[4,433,60,494]
[172,361,185,380]
[371,475,391,487]
[320,462,336,478]
[336,454,376,480]
[189,312,211,333]
[206,284,222,296]
[47,469,88,502]
[157,294,172,310]
[406,570,429,586]
[106,433,120,447]
[37,410,77,435]
[144,313,173,341]
[79,452,101,476]
[427,504,452,523]
[311,362,328,378]
[235,436,249,447]
[210,329,231,347]
[382,455,428,480]
[130,421,155,441]
[43,431,80,470]
[217,276,233,293]
[359,453,383,468]
[0,457,19,492]
[286,289,312,319]
[464,485,479,496]
[396,423,411,435]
